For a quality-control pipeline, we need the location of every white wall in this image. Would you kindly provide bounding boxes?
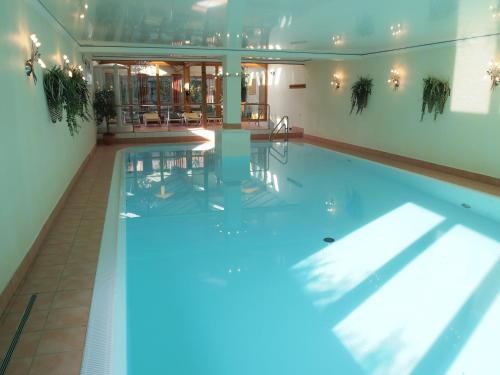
[301,38,500,179]
[0,0,96,294]
[268,64,306,128]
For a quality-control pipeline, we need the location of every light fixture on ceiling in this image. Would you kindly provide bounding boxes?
[330,73,342,89]
[486,60,500,89]
[25,34,43,84]
[192,0,227,13]
[391,23,403,36]
[332,35,344,46]
[388,68,401,89]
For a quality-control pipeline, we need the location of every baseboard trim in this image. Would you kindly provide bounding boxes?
[0,144,97,318]
[302,134,500,188]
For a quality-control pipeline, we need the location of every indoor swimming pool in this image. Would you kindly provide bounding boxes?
[85,141,500,375]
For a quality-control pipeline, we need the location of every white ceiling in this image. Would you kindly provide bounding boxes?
[39,0,500,57]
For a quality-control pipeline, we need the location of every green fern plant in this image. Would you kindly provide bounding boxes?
[350,77,373,114]
[64,67,90,136]
[43,66,66,123]
[421,77,451,120]
[43,65,90,135]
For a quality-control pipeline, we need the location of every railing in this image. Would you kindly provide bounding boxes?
[241,103,271,129]
[96,102,271,134]
[269,142,289,165]
[269,116,290,141]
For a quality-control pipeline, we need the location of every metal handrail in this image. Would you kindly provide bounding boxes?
[269,116,290,141]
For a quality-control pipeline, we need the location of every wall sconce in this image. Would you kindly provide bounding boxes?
[332,35,344,46]
[486,61,500,90]
[490,5,500,18]
[184,82,191,96]
[25,34,42,84]
[390,23,403,36]
[388,69,401,89]
[330,74,341,89]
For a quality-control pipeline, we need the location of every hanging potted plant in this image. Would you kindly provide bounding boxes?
[43,65,90,135]
[350,77,373,114]
[43,66,66,123]
[93,88,116,145]
[421,77,451,120]
[64,67,90,135]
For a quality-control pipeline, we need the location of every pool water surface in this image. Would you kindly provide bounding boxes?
[123,141,500,375]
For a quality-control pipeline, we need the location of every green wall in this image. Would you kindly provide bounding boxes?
[0,0,95,293]
[303,38,500,179]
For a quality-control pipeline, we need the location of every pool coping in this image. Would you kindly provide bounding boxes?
[81,149,127,375]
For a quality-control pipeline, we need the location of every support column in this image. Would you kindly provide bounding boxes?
[201,62,208,128]
[222,54,241,129]
[183,63,191,112]
[113,64,123,127]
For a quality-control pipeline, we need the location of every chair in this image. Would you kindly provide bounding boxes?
[183,111,202,126]
[143,112,161,127]
[167,111,185,127]
[207,112,223,124]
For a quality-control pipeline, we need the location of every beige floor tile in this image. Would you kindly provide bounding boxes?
[12,332,42,359]
[51,290,92,310]
[62,262,97,277]
[36,327,86,355]
[0,334,10,357]
[7,293,54,314]
[44,307,89,330]
[57,275,94,291]
[25,265,64,280]
[0,310,48,336]
[31,254,68,268]
[37,244,71,256]
[29,351,82,375]
[67,251,99,264]
[17,278,60,295]
[4,357,33,375]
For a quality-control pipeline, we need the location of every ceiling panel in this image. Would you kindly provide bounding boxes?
[38,0,500,55]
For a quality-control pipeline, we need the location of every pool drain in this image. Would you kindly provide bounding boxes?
[461,203,471,209]
[323,237,335,243]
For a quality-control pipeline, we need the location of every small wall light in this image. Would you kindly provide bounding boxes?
[388,69,401,89]
[390,23,403,37]
[486,60,500,90]
[490,5,500,18]
[332,35,344,46]
[25,34,42,84]
[330,73,341,89]
[184,82,190,96]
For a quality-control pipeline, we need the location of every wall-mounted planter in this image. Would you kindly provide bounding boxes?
[350,76,373,114]
[421,77,451,121]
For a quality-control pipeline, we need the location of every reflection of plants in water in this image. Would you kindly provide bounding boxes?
[344,188,363,220]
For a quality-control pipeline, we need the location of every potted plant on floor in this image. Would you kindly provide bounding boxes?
[93,88,116,145]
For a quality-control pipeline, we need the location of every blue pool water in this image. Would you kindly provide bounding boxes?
[123,141,500,375]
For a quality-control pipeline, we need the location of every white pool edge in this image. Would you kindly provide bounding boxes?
[81,149,127,375]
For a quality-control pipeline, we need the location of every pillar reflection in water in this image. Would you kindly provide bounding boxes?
[215,129,250,232]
